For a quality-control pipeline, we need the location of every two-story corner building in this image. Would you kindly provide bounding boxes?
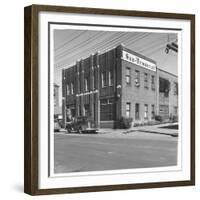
[61,44,178,128]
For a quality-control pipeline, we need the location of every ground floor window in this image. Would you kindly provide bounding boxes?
[66,105,75,120]
[144,104,148,119]
[135,103,140,120]
[151,104,155,119]
[174,106,178,116]
[100,98,115,121]
[159,105,169,118]
[84,104,90,117]
[126,103,131,117]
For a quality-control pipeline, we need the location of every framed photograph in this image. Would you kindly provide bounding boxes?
[24,5,195,195]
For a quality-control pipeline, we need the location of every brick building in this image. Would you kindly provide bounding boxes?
[61,45,178,128]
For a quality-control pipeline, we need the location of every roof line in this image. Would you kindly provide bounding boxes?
[158,68,178,77]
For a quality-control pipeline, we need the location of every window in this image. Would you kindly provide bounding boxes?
[135,103,140,120]
[135,70,140,86]
[174,82,178,95]
[126,67,131,85]
[151,104,155,119]
[159,105,169,116]
[126,103,131,117]
[159,77,170,97]
[79,105,82,116]
[174,106,178,116]
[108,71,114,86]
[92,75,95,90]
[100,98,115,121]
[144,73,148,88]
[85,78,88,92]
[66,84,70,95]
[144,104,148,119]
[84,104,90,116]
[101,71,106,88]
[151,75,155,90]
[71,83,74,94]
[54,88,56,97]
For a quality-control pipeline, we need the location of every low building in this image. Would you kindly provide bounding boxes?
[61,45,178,128]
[54,83,61,116]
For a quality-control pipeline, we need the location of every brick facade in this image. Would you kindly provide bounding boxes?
[62,45,178,128]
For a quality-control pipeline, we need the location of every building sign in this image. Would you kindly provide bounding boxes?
[122,50,157,72]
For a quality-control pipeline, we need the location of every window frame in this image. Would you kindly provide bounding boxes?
[135,70,140,87]
[144,73,148,89]
[126,102,131,118]
[126,67,131,85]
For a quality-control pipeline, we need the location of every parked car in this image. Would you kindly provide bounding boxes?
[66,116,98,134]
[54,119,61,132]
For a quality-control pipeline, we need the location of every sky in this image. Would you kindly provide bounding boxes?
[53,29,178,106]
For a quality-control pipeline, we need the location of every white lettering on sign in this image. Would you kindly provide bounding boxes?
[122,50,156,72]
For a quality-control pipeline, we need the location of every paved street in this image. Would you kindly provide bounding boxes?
[54,130,178,174]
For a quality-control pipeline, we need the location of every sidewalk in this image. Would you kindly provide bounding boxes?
[123,122,178,137]
[99,122,178,137]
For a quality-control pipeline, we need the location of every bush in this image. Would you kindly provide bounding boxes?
[117,117,133,129]
[155,115,162,122]
[133,122,144,127]
[169,115,178,123]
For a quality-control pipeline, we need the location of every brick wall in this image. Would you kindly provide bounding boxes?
[120,46,157,122]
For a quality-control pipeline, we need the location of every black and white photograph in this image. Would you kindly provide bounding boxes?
[23,5,195,194]
[52,26,179,174]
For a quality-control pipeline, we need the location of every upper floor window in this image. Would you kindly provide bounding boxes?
[85,78,88,92]
[151,75,155,90]
[101,71,106,88]
[71,83,74,94]
[144,73,148,89]
[174,82,178,95]
[108,71,114,86]
[126,67,131,85]
[92,75,95,90]
[135,70,140,87]
[66,84,70,95]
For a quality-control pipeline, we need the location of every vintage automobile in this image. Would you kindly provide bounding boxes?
[65,116,98,134]
[54,119,61,132]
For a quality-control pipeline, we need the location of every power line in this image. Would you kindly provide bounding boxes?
[55,32,145,67]
[54,30,88,51]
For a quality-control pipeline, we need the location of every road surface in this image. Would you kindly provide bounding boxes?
[54,131,177,174]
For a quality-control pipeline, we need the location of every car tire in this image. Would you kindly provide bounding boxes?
[78,127,82,134]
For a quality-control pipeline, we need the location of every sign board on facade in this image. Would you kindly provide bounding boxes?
[122,50,157,72]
